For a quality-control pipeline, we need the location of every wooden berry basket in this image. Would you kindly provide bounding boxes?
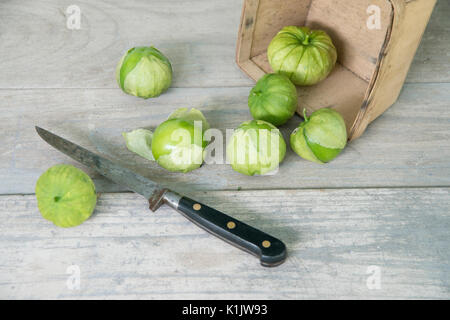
[236,0,436,140]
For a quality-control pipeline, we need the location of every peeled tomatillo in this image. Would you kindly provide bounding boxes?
[122,108,210,173]
[248,73,298,126]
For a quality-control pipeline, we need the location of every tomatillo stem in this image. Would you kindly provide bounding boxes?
[302,35,310,46]
[303,108,309,122]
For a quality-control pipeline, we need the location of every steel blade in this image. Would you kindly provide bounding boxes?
[35,127,166,208]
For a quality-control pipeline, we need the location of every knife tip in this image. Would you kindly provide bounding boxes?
[35,126,49,140]
[35,126,46,134]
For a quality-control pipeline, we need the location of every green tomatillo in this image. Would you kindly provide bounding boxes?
[248,73,298,126]
[123,108,210,173]
[35,164,97,228]
[268,26,337,86]
[290,108,347,164]
[227,120,286,176]
[116,46,172,99]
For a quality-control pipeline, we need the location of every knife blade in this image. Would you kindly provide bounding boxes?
[36,126,287,267]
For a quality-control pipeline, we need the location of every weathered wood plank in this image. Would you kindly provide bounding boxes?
[0,0,252,89]
[0,83,449,194]
[0,188,448,299]
[406,0,450,83]
[0,0,447,89]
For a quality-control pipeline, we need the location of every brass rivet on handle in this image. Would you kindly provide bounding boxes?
[227,221,236,229]
[193,203,202,211]
[262,240,271,248]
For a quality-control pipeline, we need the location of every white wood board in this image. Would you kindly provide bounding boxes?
[0,83,449,194]
[0,0,447,89]
[0,188,448,299]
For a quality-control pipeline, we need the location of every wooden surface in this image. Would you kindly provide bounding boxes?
[0,0,449,299]
[1,189,449,299]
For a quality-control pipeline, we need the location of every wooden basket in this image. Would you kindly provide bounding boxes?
[236,0,436,140]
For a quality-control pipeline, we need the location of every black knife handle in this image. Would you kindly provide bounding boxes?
[163,191,287,267]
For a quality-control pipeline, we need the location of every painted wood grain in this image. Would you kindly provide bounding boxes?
[0,0,252,89]
[405,0,450,83]
[0,188,448,299]
[0,0,447,90]
[0,83,449,194]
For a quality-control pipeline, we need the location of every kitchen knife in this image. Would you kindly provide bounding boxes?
[35,127,287,267]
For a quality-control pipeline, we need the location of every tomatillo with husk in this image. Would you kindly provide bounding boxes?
[227,120,286,176]
[290,108,347,163]
[35,164,97,228]
[268,26,337,86]
[116,46,172,99]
